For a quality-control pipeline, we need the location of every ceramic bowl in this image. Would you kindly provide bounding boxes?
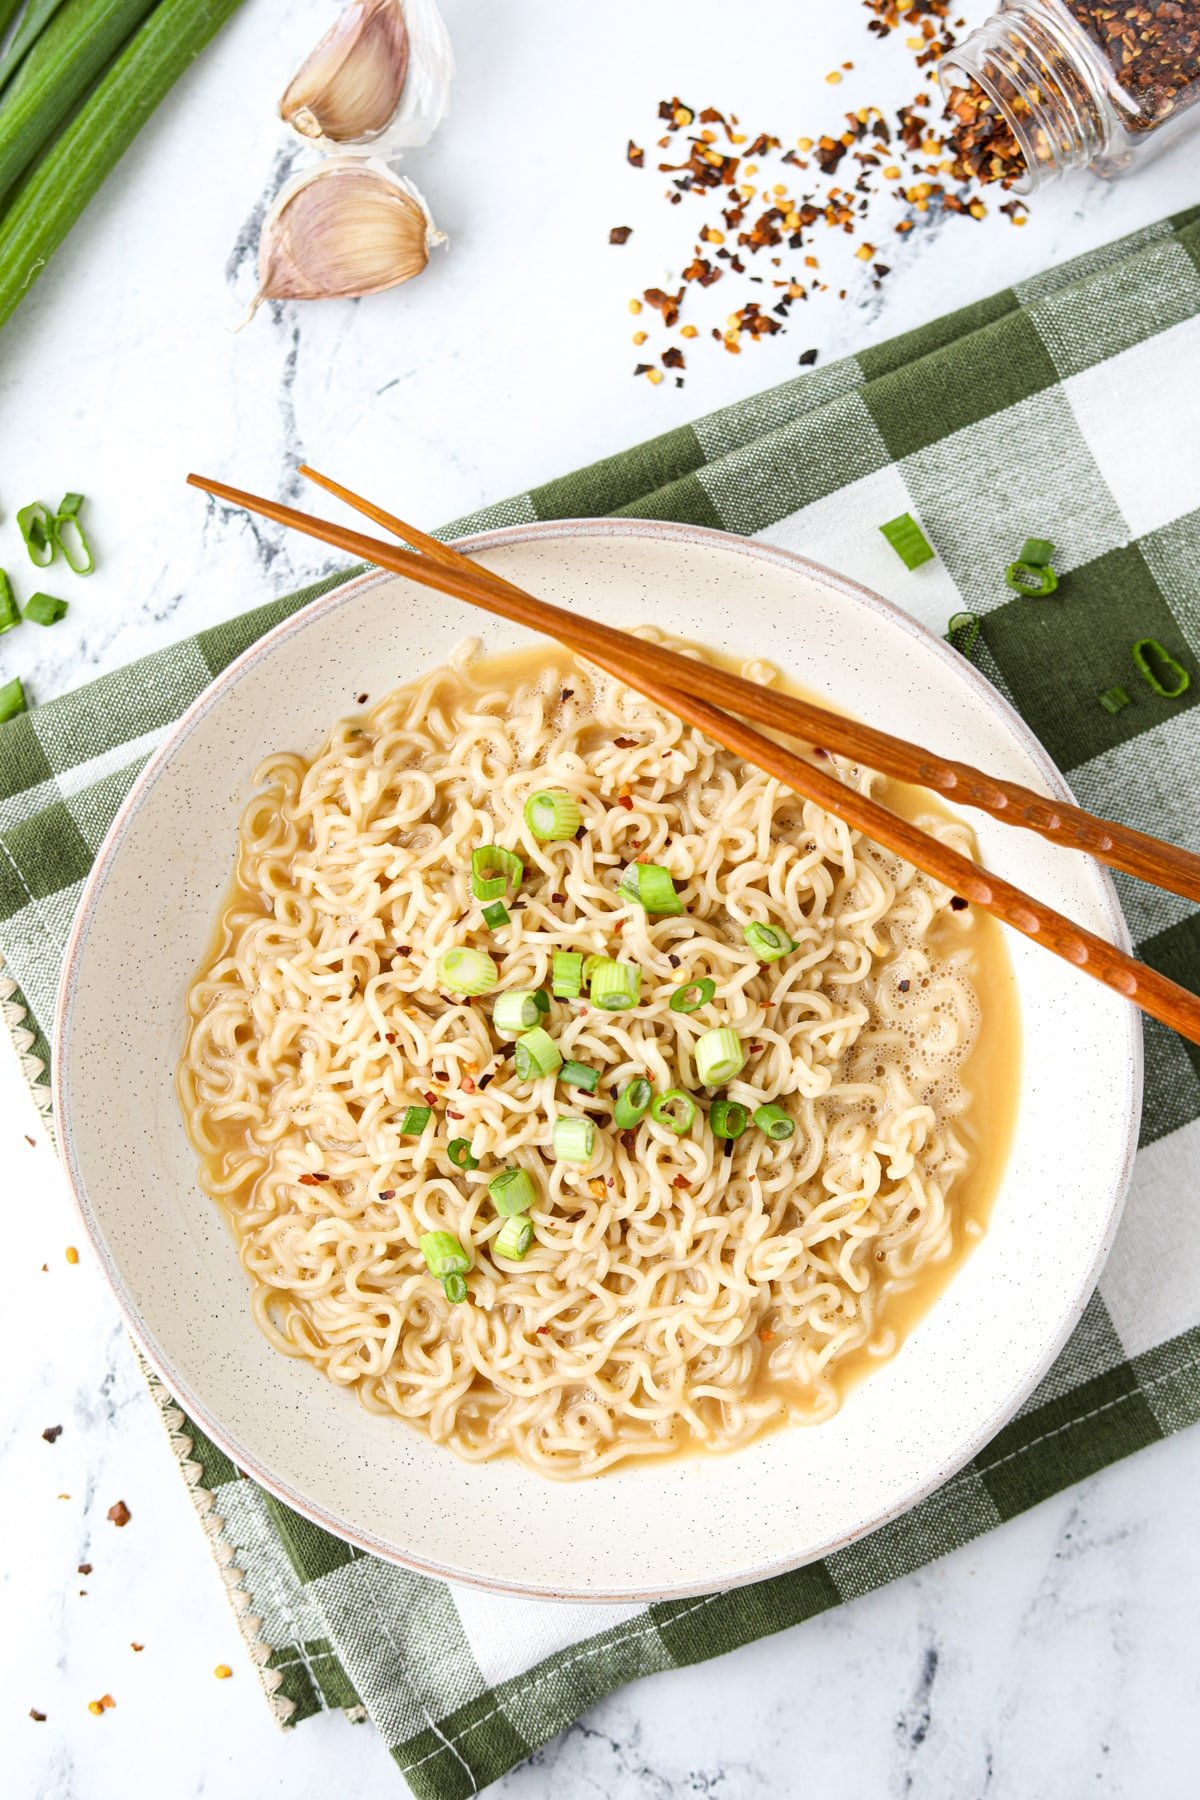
[54,520,1141,1600]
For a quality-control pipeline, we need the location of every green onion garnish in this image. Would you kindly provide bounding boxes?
[560,1059,600,1093]
[439,946,499,996]
[879,512,934,570]
[613,1077,652,1128]
[1132,638,1190,700]
[669,977,715,1013]
[589,958,642,1011]
[481,900,510,930]
[493,1216,533,1260]
[489,1166,537,1216]
[17,502,54,568]
[552,950,584,998]
[695,1026,745,1087]
[1098,685,1131,715]
[493,990,543,1035]
[24,591,68,626]
[1005,560,1058,597]
[753,1103,795,1141]
[399,1105,431,1135]
[53,494,94,575]
[552,1116,595,1162]
[945,611,981,660]
[470,844,523,903]
[618,862,683,916]
[441,1271,468,1304]
[513,1026,562,1081]
[447,1138,479,1170]
[1019,536,1055,567]
[532,989,551,1014]
[524,789,582,840]
[0,570,18,634]
[0,677,27,723]
[420,1230,470,1277]
[710,1098,747,1139]
[743,922,795,963]
[651,1089,696,1134]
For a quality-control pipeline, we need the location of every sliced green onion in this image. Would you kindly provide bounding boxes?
[447,1137,479,1170]
[582,952,606,984]
[879,512,934,570]
[651,1088,696,1134]
[552,950,584,998]
[513,1026,562,1080]
[560,1059,600,1093]
[552,1116,595,1162]
[441,1271,468,1304]
[710,1098,747,1139]
[439,946,499,996]
[399,1105,431,1135]
[669,976,715,1014]
[532,989,551,1013]
[470,844,523,902]
[1005,560,1058,597]
[753,1103,795,1141]
[494,1216,533,1260]
[1098,685,1131,715]
[493,990,543,1035]
[420,1230,470,1277]
[17,502,54,568]
[589,958,642,1011]
[1019,536,1055,567]
[481,900,509,930]
[0,677,27,723]
[24,591,68,625]
[618,861,683,916]
[0,570,19,634]
[613,1077,652,1128]
[53,494,93,575]
[1132,638,1190,700]
[695,1026,745,1086]
[524,789,581,840]
[945,611,980,660]
[489,1166,537,1216]
[744,922,795,963]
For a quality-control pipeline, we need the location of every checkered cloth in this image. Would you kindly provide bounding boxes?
[3,206,1198,1798]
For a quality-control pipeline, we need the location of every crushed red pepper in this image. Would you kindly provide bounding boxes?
[107,1500,131,1527]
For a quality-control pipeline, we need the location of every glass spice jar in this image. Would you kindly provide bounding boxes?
[940,0,1200,190]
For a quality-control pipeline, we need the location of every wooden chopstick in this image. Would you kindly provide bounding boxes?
[185,470,1200,1047]
[297,463,1200,907]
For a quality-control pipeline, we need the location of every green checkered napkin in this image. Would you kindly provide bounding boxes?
[4,205,1200,1798]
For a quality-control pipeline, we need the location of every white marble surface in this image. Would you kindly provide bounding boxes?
[3,1,1199,1794]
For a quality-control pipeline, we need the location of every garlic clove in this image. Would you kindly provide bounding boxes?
[279,0,409,146]
[279,0,453,156]
[250,158,445,318]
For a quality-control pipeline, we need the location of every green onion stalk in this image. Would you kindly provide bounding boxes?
[0,0,248,331]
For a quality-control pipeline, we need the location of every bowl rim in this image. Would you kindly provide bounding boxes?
[52,515,1143,1601]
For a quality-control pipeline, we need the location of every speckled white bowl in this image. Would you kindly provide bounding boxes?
[54,521,1141,1601]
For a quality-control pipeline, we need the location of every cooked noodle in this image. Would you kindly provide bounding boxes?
[180,634,990,1478]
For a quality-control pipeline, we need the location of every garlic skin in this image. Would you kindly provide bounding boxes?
[250,158,445,318]
[279,0,453,156]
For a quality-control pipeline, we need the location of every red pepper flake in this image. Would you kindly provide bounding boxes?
[609,225,633,244]
[423,1090,439,1106]
[536,1325,550,1333]
[298,1173,321,1186]
[477,1071,496,1090]
[643,285,685,327]
[671,1174,691,1189]
[24,1134,35,1147]
[446,1110,464,1120]
[662,346,686,370]
[561,687,574,701]
[107,1501,131,1528]
[798,347,818,366]
[614,736,639,748]
[379,1189,396,1200]
[385,1032,397,1044]
[627,140,645,167]
[29,1708,46,1722]
[950,895,968,910]
[78,1563,92,1575]
[617,795,634,810]
[898,979,911,992]
[395,945,412,958]
[131,1643,144,1652]
[461,1075,476,1094]
[42,1425,62,1443]
[356,693,368,705]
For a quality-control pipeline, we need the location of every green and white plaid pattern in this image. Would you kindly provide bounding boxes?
[3,205,1199,1799]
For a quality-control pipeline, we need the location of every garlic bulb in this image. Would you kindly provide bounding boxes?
[279,0,453,156]
[249,158,445,318]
